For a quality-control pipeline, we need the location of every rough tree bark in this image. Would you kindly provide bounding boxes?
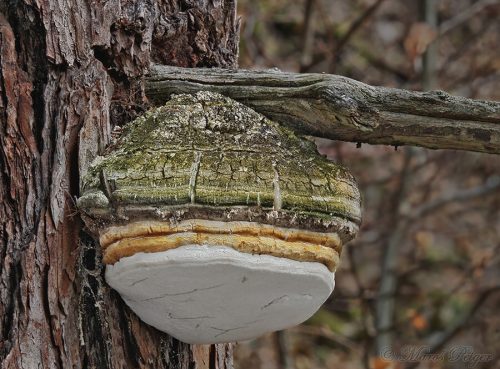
[0,1,238,368]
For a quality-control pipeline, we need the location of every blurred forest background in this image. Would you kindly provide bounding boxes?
[232,1,500,368]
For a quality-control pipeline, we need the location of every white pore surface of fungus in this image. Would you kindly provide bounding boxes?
[105,245,334,344]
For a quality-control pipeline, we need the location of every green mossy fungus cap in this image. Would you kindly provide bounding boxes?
[78,92,361,243]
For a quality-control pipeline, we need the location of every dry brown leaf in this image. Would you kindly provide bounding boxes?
[411,313,428,331]
[404,22,438,63]
[370,356,401,369]
[407,308,428,331]
[414,230,434,251]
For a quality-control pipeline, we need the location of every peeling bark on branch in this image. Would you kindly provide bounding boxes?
[146,65,500,154]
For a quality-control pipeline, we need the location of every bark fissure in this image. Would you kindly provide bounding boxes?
[1,1,239,368]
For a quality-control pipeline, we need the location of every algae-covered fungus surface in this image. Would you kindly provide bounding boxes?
[77,91,361,344]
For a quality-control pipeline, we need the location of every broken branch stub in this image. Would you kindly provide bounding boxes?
[146,65,500,154]
[77,91,361,344]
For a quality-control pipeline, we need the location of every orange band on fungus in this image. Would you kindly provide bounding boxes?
[100,220,341,271]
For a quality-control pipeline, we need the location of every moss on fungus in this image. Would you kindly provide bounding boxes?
[78,92,361,239]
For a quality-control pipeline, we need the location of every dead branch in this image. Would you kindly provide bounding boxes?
[299,0,316,71]
[146,65,500,154]
[408,175,500,220]
[438,0,499,37]
[374,149,415,355]
[405,286,500,369]
[329,0,387,73]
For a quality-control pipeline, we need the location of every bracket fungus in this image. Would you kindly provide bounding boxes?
[78,91,361,344]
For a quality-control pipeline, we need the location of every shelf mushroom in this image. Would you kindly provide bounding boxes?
[77,91,361,344]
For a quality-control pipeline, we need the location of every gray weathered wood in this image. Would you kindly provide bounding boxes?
[146,65,500,154]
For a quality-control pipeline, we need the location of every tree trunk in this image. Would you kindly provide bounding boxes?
[0,1,239,368]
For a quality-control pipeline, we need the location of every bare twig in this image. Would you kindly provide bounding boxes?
[394,243,499,334]
[374,173,500,357]
[438,0,499,37]
[273,331,292,369]
[354,45,411,82]
[347,246,376,369]
[329,0,387,73]
[290,325,358,351]
[408,176,500,220]
[241,4,258,64]
[300,0,316,72]
[146,65,500,154]
[374,148,415,355]
[441,17,496,77]
[405,286,500,369]
[422,0,438,90]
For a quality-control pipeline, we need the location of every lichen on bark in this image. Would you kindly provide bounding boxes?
[78,92,361,242]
